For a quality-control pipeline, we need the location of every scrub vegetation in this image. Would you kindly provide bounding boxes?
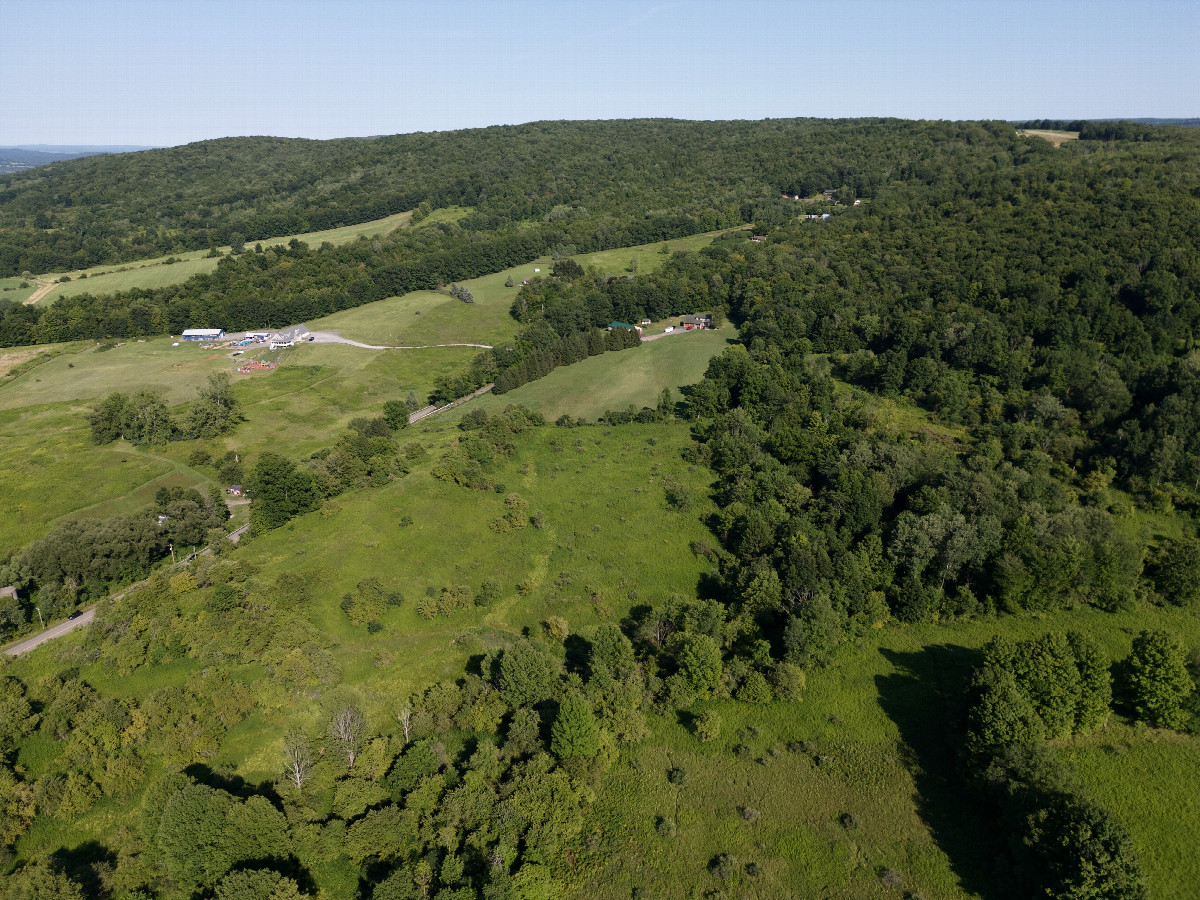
[0,118,1199,900]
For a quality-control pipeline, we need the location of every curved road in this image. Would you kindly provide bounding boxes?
[3,523,250,657]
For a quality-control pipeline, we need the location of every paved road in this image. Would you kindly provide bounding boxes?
[641,328,690,342]
[4,608,95,656]
[309,330,492,350]
[3,522,251,657]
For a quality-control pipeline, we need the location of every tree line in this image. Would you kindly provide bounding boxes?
[0,118,1061,277]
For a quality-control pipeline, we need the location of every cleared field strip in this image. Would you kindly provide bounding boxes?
[29,209,417,304]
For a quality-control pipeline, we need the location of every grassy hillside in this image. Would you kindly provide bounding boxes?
[470,327,734,422]
[6,422,1198,898]
[2,120,1199,900]
[0,229,735,558]
[29,208,475,306]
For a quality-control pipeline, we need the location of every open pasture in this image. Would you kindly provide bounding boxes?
[229,342,480,460]
[574,603,1200,900]
[0,337,235,409]
[13,413,1198,899]
[466,326,734,421]
[307,228,737,349]
[0,275,38,303]
[29,208,443,305]
[0,406,178,557]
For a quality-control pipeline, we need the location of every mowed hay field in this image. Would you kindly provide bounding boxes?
[0,275,38,304]
[28,208,454,305]
[1018,129,1079,148]
[0,338,236,409]
[467,327,734,422]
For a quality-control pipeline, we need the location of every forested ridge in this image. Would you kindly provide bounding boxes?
[8,117,1184,278]
[1,119,1199,899]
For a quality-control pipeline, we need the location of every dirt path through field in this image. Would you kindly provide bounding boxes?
[23,281,57,305]
[308,330,492,350]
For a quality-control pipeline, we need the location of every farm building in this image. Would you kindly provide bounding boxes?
[270,324,310,349]
[181,328,226,341]
[680,314,713,330]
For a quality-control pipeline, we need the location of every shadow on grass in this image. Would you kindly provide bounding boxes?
[876,644,1000,900]
[50,841,113,898]
[184,762,283,808]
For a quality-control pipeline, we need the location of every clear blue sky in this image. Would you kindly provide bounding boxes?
[1,0,1196,146]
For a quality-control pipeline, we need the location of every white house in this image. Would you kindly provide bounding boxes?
[269,324,310,349]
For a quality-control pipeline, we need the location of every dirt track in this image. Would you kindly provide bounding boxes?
[308,330,492,350]
[23,281,57,305]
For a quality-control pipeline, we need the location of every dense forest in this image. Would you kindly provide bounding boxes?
[1,119,1199,899]
[0,117,927,276]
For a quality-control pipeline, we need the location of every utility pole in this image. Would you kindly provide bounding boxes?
[36,607,44,630]
[170,543,175,565]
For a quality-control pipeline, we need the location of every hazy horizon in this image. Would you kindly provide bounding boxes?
[2,0,1196,147]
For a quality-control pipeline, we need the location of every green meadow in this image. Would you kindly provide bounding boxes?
[0,227,737,557]
[0,275,38,304]
[27,207,474,305]
[8,418,1198,898]
[308,228,739,349]
[468,327,735,422]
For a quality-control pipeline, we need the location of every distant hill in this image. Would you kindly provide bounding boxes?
[1120,118,1200,128]
[0,144,153,174]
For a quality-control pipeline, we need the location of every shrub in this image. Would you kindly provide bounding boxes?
[476,580,500,607]
[736,671,773,703]
[694,709,722,743]
[710,854,739,882]
[770,662,807,700]
[656,816,676,838]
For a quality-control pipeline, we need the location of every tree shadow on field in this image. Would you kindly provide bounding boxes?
[184,762,283,807]
[49,841,114,898]
[876,644,1002,900]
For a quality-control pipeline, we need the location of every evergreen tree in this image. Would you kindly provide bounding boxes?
[550,693,601,761]
[498,640,561,708]
[1127,630,1195,729]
